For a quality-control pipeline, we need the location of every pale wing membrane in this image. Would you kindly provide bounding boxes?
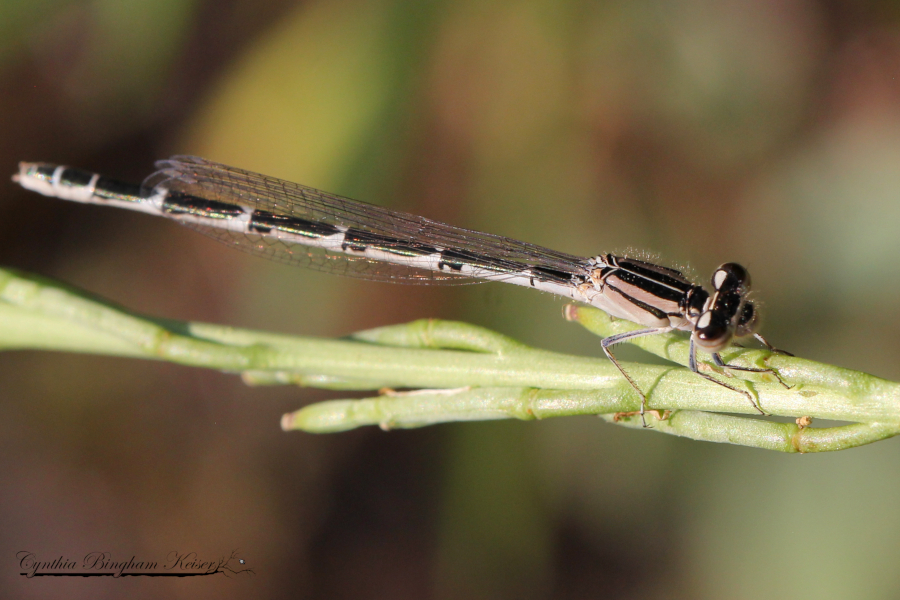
[178,226,477,283]
[142,156,587,285]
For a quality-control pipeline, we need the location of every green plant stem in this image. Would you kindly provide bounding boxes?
[2,266,900,452]
[283,389,900,452]
[281,387,633,432]
[602,412,900,452]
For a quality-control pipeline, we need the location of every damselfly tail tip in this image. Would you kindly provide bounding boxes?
[11,162,40,185]
[12,162,54,197]
[11,162,27,184]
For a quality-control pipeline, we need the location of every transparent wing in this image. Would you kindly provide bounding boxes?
[142,156,588,285]
[186,225,478,283]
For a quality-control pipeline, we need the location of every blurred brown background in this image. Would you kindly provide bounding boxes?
[2,0,900,598]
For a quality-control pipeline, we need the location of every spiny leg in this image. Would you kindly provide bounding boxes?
[689,339,767,415]
[753,333,794,357]
[601,327,673,427]
[712,352,792,390]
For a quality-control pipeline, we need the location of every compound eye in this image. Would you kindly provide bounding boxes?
[736,302,759,336]
[712,263,751,291]
[693,311,732,351]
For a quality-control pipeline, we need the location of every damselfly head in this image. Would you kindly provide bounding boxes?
[692,262,756,352]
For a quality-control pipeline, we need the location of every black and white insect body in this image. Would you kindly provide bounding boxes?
[14,157,781,423]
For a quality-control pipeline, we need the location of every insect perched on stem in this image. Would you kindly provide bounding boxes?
[14,157,787,424]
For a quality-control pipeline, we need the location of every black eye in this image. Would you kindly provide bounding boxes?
[739,302,755,326]
[711,263,751,291]
[694,312,732,350]
[736,302,759,336]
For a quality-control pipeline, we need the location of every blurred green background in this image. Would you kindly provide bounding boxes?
[2,0,900,598]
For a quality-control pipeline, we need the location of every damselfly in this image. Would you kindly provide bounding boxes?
[13,157,785,423]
